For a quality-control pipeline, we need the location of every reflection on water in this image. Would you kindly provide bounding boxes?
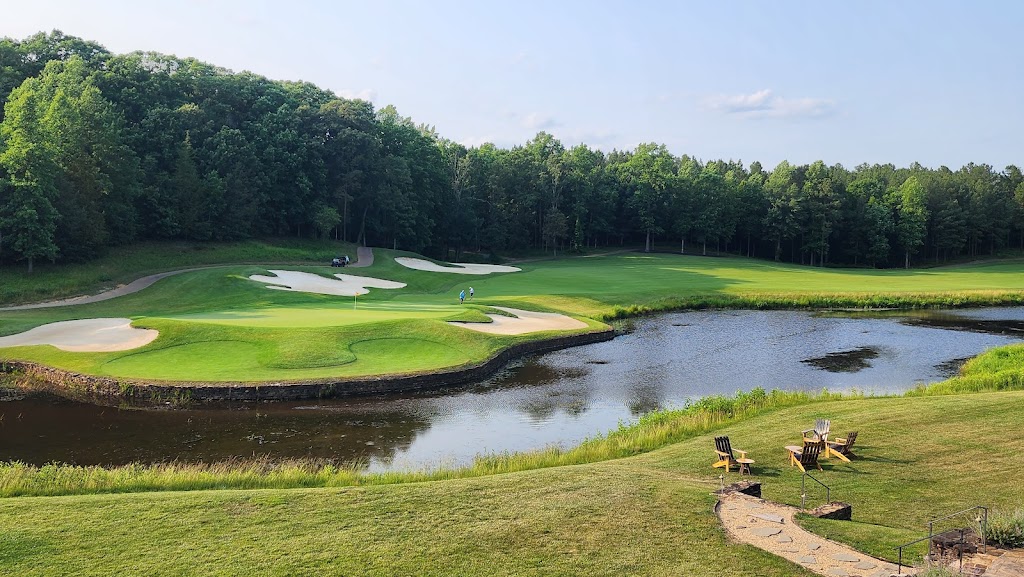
[2,308,1023,471]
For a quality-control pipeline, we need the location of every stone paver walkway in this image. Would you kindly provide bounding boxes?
[985,549,1024,577]
[717,491,909,577]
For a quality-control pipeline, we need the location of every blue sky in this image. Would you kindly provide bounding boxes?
[4,0,1022,169]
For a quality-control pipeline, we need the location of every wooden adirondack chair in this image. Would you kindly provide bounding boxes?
[826,431,858,461]
[802,418,831,442]
[786,440,824,472]
[713,436,750,473]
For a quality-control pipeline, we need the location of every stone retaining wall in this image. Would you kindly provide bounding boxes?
[1,328,615,406]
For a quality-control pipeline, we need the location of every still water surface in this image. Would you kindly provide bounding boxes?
[2,308,1023,471]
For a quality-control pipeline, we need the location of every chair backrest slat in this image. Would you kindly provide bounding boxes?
[817,419,831,437]
[843,431,858,453]
[715,436,734,460]
[801,440,823,465]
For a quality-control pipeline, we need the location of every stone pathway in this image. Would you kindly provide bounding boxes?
[717,491,909,577]
[984,549,1024,577]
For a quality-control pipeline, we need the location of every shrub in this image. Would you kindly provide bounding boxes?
[915,564,957,577]
[978,508,1024,548]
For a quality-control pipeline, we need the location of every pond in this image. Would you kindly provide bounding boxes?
[2,308,1023,471]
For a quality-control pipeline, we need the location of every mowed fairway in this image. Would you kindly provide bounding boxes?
[463,253,1024,317]
[3,250,1024,382]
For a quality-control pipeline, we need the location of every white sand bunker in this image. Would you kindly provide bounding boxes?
[249,270,406,296]
[395,257,520,275]
[449,307,587,335]
[0,318,158,352]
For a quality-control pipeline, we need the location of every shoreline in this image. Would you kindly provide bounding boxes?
[0,327,615,407]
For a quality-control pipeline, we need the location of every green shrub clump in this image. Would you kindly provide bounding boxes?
[915,565,958,577]
[979,508,1024,548]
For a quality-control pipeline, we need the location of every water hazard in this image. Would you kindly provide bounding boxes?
[3,308,1023,471]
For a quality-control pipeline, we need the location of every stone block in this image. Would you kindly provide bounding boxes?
[715,481,762,498]
[809,501,852,520]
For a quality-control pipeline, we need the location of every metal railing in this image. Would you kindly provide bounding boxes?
[800,472,830,510]
[893,505,988,574]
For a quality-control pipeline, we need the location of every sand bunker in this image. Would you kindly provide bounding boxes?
[0,318,158,352]
[395,257,520,275]
[449,307,587,335]
[249,270,406,296]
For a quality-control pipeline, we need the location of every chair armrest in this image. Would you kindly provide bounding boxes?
[714,450,730,458]
[832,437,847,445]
[802,430,821,441]
[734,449,748,458]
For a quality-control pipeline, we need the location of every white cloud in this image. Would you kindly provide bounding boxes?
[704,89,835,119]
[337,88,378,102]
[521,112,560,130]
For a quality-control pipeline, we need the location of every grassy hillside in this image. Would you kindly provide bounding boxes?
[0,239,361,305]
[2,390,1021,575]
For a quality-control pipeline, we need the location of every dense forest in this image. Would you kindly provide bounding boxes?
[1,31,1022,272]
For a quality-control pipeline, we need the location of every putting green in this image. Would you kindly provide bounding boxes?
[346,337,472,373]
[95,334,475,381]
[165,303,468,328]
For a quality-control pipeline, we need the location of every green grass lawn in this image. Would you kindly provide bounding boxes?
[4,244,1024,382]
[2,390,1021,575]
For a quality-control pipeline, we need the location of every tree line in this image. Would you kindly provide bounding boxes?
[1,31,1022,272]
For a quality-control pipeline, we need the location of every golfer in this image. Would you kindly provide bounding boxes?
[468,287,474,300]
[459,289,465,304]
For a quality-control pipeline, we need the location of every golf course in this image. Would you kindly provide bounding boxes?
[4,241,1024,387]
[4,5,1024,573]
[3,242,1024,575]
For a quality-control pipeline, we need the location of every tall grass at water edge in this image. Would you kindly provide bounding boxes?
[907,343,1024,396]
[5,347,1024,498]
[0,387,839,498]
[600,291,1024,321]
